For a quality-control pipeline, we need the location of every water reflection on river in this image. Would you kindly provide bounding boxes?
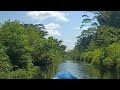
[35,60,120,79]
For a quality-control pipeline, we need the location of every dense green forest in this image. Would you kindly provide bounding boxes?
[0,20,67,79]
[70,11,120,70]
[1,11,120,79]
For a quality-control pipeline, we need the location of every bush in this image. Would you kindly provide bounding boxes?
[116,58,120,69]
[105,42,120,59]
[80,51,93,63]
[103,57,114,69]
[0,43,12,72]
[0,20,67,79]
[91,48,104,66]
[0,20,33,69]
[0,66,39,79]
[103,42,120,69]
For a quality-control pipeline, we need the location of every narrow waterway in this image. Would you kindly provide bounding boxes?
[35,60,120,79]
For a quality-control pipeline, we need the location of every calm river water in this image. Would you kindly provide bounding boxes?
[35,60,120,79]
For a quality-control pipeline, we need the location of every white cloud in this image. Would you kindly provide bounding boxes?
[44,23,60,36]
[27,11,69,22]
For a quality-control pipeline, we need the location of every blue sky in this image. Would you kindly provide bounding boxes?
[0,11,94,50]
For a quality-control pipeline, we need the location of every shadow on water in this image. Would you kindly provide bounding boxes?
[34,64,58,79]
[34,60,120,79]
[98,68,120,79]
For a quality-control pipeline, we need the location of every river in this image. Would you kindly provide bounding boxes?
[35,60,120,79]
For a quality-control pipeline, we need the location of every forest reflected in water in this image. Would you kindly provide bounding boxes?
[34,60,120,79]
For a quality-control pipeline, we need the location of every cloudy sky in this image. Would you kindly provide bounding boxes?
[0,11,94,50]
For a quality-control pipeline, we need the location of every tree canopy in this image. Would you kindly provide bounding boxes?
[70,11,120,70]
[0,20,67,78]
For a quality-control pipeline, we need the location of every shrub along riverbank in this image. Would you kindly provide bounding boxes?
[0,20,67,79]
[70,11,120,70]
